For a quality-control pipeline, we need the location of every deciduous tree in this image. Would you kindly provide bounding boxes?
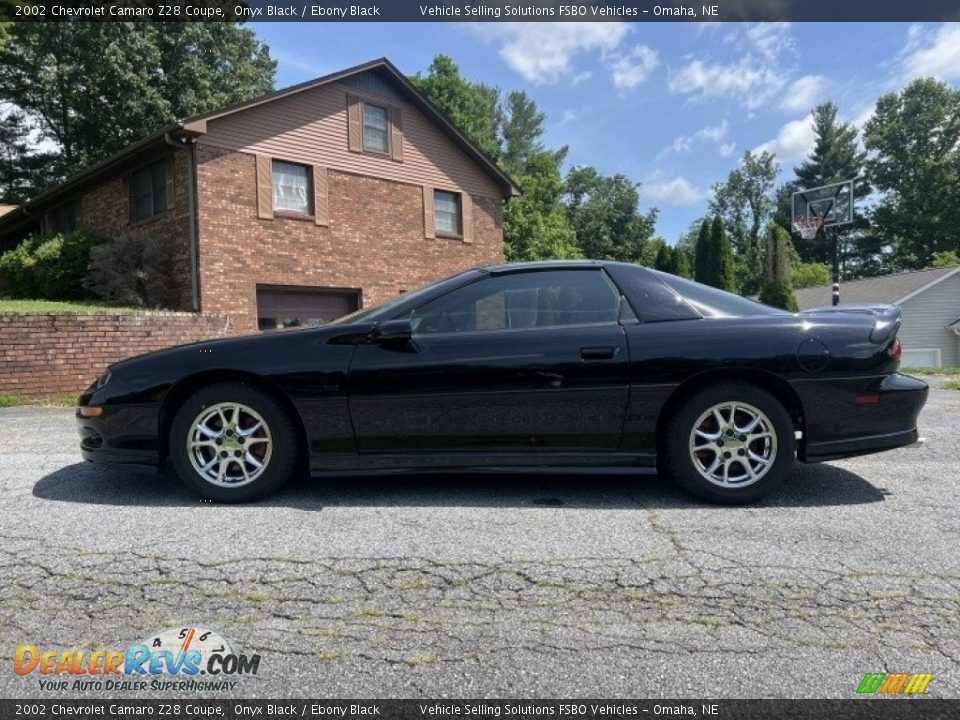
[864,78,960,269]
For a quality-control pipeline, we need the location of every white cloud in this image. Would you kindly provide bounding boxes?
[745,22,792,61]
[609,45,659,89]
[643,174,707,205]
[755,114,816,162]
[558,110,578,127]
[899,23,960,82]
[780,75,826,112]
[719,142,737,158]
[659,120,728,158]
[467,23,629,84]
[668,59,786,109]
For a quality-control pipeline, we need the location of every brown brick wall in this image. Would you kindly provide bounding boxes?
[196,144,503,333]
[0,312,231,398]
[78,151,194,310]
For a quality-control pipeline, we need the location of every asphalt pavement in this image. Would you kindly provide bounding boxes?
[1,389,958,699]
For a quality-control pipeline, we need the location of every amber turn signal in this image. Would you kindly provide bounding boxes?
[78,406,103,417]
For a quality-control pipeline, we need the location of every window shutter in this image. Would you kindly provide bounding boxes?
[461,193,473,244]
[423,186,435,239]
[165,157,175,211]
[313,165,328,226]
[390,106,403,162]
[347,94,363,153]
[256,155,274,220]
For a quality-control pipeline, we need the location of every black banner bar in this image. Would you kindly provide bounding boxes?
[3,0,960,23]
[3,699,960,720]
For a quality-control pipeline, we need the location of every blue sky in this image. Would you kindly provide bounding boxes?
[252,21,960,242]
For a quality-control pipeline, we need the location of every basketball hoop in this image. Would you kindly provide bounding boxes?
[792,216,824,240]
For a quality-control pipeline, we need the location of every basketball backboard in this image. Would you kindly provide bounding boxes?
[791,180,854,234]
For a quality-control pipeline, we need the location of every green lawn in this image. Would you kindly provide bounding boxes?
[945,380,960,391]
[0,299,138,313]
[902,366,960,376]
[0,393,79,408]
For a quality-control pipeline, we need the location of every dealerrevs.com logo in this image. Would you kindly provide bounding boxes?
[14,626,261,692]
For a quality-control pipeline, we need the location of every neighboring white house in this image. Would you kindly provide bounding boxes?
[793,265,960,368]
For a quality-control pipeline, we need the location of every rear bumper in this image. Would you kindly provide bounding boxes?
[803,427,921,463]
[798,373,928,463]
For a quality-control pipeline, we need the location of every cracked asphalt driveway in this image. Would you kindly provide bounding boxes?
[1,389,958,699]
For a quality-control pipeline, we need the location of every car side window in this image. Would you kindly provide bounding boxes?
[411,270,620,335]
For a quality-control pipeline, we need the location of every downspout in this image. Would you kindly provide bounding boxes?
[164,132,200,312]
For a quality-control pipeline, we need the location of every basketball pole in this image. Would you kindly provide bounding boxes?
[829,225,840,306]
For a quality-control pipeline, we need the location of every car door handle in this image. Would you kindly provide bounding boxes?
[581,346,617,360]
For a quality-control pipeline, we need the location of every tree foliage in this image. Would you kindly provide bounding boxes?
[694,216,735,290]
[563,166,658,262]
[864,78,960,270]
[412,55,657,263]
[0,23,276,195]
[411,55,501,162]
[710,150,779,294]
[693,219,712,285]
[759,224,799,311]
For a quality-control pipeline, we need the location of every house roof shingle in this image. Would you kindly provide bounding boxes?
[793,265,960,310]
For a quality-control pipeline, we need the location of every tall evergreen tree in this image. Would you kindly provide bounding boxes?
[670,247,691,278]
[654,243,673,272]
[789,102,877,277]
[711,215,736,291]
[693,218,712,284]
[759,224,799,311]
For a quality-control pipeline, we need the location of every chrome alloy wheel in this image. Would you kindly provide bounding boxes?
[689,401,777,488]
[187,402,272,487]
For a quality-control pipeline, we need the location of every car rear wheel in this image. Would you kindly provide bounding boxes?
[664,382,795,505]
[169,382,299,502]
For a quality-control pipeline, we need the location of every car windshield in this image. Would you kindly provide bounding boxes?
[328,269,479,325]
[650,270,789,318]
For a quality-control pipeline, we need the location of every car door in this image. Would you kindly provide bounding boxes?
[346,268,631,456]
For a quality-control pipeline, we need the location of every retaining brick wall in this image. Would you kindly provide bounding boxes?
[0,312,232,398]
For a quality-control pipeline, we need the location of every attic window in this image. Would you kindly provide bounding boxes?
[362,103,389,154]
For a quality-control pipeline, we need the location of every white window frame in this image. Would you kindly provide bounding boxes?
[362,102,390,155]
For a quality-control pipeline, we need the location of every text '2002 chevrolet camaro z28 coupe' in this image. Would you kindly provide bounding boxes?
[77,261,928,505]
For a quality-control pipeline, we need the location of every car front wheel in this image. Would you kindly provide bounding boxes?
[664,382,795,505]
[169,382,299,502]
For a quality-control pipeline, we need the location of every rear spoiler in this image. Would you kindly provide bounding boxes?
[800,304,902,343]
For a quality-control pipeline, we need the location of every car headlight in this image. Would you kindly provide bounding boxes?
[96,370,112,389]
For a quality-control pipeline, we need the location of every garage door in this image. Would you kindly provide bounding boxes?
[256,287,360,330]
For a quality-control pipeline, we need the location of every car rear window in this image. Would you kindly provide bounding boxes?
[649,270,788,318]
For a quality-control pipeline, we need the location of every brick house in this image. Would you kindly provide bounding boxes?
[0,58,518,332]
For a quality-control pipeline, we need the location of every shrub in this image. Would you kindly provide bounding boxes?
[84,235,181,309]
[0,237,41,298]
[0,231,105,300]
[759,280,799,312]
[32,231,106,300]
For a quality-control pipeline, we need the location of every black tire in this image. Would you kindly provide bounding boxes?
[169,381,300,502]
[663,382,795,505]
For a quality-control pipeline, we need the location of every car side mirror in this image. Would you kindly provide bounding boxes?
[372,319,413,344]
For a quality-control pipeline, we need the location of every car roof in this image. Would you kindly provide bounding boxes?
[482,259,618,274]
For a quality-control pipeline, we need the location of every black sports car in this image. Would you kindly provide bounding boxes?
[77,261,928,504]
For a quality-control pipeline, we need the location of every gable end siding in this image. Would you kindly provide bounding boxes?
[200,80,500,199]
[899,274,960,367]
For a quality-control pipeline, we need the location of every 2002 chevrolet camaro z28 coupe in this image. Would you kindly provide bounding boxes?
[77,261,928,505]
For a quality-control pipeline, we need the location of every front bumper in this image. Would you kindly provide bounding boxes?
[798,373,929,463]
[76,397,163,472]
